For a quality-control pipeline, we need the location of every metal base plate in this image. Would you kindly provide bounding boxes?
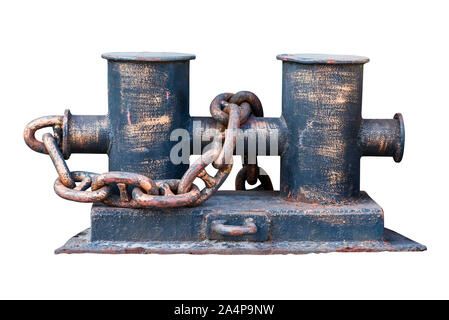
[90,191,387,243]
[56,228,426,254]
[55,191,426,254]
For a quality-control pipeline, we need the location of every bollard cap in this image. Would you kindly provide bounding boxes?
[102,52,196,62]
[276,54,369,64]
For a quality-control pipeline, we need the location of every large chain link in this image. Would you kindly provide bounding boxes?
[24,91,271,208]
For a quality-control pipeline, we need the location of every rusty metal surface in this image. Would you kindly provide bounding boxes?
[210,91,263,125]
[24,84,267,209]
[177,94,241,206]
[360,113,405,162]
[211,218,258,237]
[23,52,424,254]
[24,115,63,154]
[62,110,109,158]
[87,191,385,242]
[132,180,201,208]
[207,214,270,241]
[42,133,75,188]
[55,227,426,255]
[54,171,111,203]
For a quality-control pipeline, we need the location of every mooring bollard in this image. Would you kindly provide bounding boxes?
[23,52,425,254]
[277,54,404,203]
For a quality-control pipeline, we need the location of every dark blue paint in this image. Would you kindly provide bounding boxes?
[90,191,384,243]
[106,56,190,179]
[279,59,366,203]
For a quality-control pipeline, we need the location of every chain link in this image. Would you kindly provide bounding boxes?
[24,91,272,208]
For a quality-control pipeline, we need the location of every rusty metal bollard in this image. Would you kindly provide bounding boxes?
[278,54,404,203]
[23,52,425,254]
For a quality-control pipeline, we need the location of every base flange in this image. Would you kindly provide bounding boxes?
[55,228,426,254]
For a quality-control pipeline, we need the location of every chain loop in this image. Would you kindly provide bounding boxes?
[210,91,263,125]
[178,92,248,206]
[24,115,63,154]
[235,166,273,191]
[233,92,272,191]
[24,91,272,208]
[54,171,111,202]
[91,171,154,193]
[42,133,75,188]
[133,180,201,208]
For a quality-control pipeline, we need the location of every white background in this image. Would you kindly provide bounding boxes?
[1,0,447,299]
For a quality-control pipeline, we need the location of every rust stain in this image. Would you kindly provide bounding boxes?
[127,110,131,125]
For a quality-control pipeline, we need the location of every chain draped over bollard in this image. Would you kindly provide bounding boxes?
[23,91,272,209]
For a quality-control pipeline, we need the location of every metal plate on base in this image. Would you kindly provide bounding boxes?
[55,228,426,255]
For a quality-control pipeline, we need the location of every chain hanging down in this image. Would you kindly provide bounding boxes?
[24,91,272,208]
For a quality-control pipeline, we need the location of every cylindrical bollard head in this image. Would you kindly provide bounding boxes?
[103,52,195,180]
[277,54,369,203]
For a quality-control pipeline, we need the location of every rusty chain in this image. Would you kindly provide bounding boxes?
[24,91,272,208]
[235,156,273,191]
